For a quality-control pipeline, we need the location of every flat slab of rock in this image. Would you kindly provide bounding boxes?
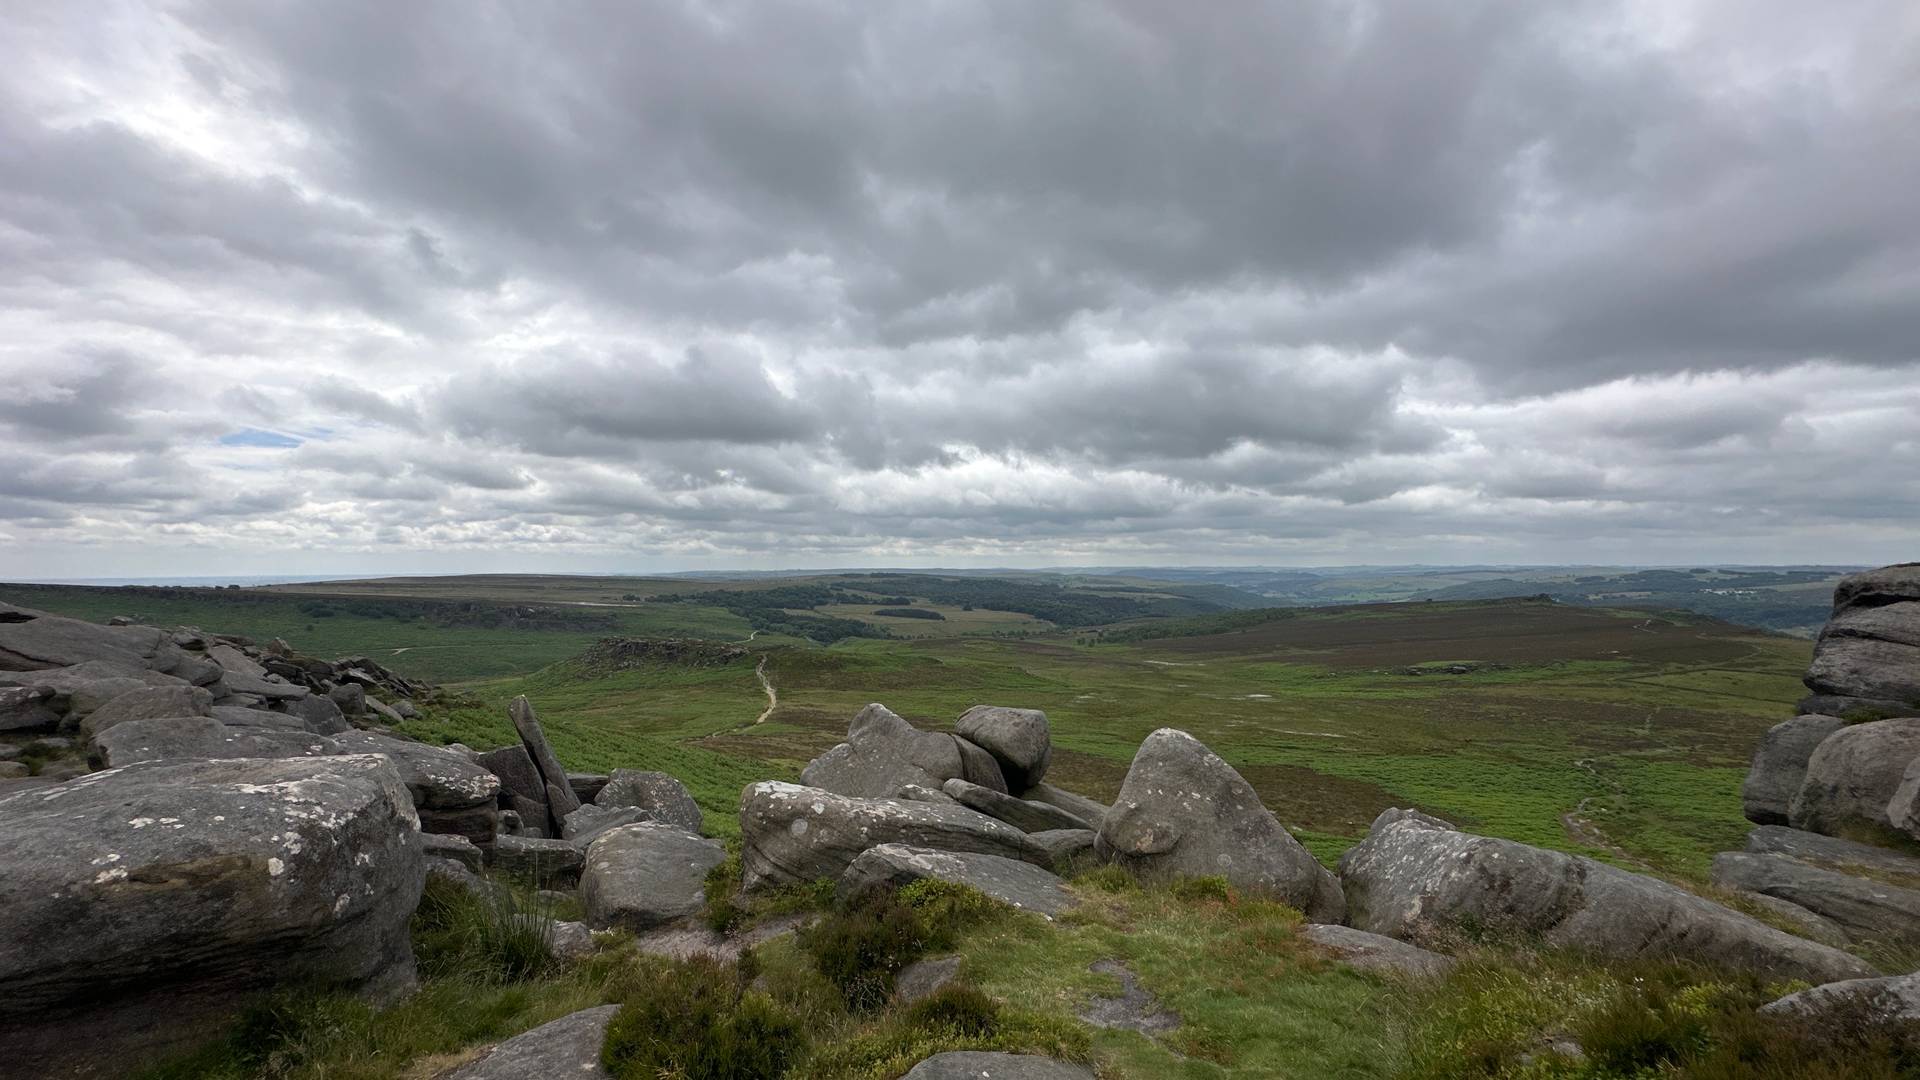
[441,1004,618,1080]
[1788,717,1920,836]
[89,716,343,769]
[801,702,1007,798]
[580,822,726,932]
[423,833,484,872]
[562,803,651,846]
[0,755,424,1076]
[739,781,1049,892]
[1029,828,1097,870]
[841,843,1073,917]
[1024,783,1109,830]
[1097,728,1344,922]
[1742,715,1846,825]
[1301,924,1455,979]
[1340,809,1872,985]
[954,704,1051,790]
[1080,958,1180,1035]
[77,685,214,739]
[903,1051,1094,1080]
[1711,850,1920,946]
[1744,825,1920,885]
[943,777,1091,833]
[596,768,703,832]
[330,731,501,810]
[895,955,962,1005]
[489,834,585,888]
[1760,971,1920,1026]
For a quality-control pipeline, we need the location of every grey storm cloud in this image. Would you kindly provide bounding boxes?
[0,0,1915,575]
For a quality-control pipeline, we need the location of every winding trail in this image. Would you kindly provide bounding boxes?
[753,656,777,725]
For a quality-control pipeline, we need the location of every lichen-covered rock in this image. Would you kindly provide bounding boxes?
[561,803,651,846]
[596,769,703,833]
[1802,564,1920,712]
[1028,828,1098,870]
[440,1004,619,1080]
[1711,850,1920,947]
[1024,783,1109,830]
[509,696,580,819]
[1788,717,1920,837]
[1299,924,1455,979]
[79,685,216,740]
[1340,810,1871,984]
[579,823,726,932]
[489,834,585,888]
[801,703,1006,797]
[1743,824,1920,884]
[739,781,1049,892]
[942,777,1092,833]
[0,755,424,1076]
[1742,715,1846,825]
[841,843,1074,917]
[1760,971,1920,1026]
[88,716,343,769]
[954,705,1051,789]
[1096,728,1343,922]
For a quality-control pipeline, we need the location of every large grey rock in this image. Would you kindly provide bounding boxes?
[894,955,962,1005]
[488,834,585,888]
[1300,924,1455,979]
[1803,565,1920,709]
[943,777,1091,833]
[510,696,581,818]
[0,755,424,1076]
[326,731,499,842]
[739,781,1051,892]
[597,768,703,833]
[422,832,484,872]
[841,843,1074,917]
[1832,563,1920,611]
[478,743,552,831]
[1024,782,1109,830]
[1788,717,1920,836]
[210,705,310,730]
[215,670,310,702]
[955,705,1051,790]
[1742,715,1847,826]
[79,685,215,739]
[1029,828,1098,870]
[328,682,366,716]
[1711,850,1920,947]
[580,822,726,932]
[801,702,1007,798]
[561,803,651,846]
[88,716,343,769]
[283,692,350,735]
[205,643,266,679]
[0,685,58,732]
[441,1004,618,1080]
[1760,971,1920,1025]
[1745,824,1920,884]
[1096,728,1344,922]
[0,661,181,719]
[0,610,172,672]
[1886,755,1920,841]
[903,1052,1094,1080]
[568,772,611,803]
[1339,810,1872,984]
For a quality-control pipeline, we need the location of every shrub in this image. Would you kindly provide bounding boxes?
[1168,875,1235,904]
[897,879,1010,945]
[411,873,553,984]
[601,954,805,1080]
[901,984,1001,1038]
[800,891,929,1011]
[703,856,745,933]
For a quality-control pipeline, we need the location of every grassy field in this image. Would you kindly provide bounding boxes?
[366,596,1809,881]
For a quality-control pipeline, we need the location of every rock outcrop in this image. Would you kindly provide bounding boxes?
[1800,563,1920,717]
[942,777,1093,833]
[0,755,425,1076]
[580,822,726,932]
[739,781,1049,892]
[596,768,704,833]
[954,704,1051,790]
[1339,810,1871,984]
[440,1004,619,1080]
[801,703,1008,797]
[1742,714,1847,825]
[1760,971,1920,1026]
[1096,728,1344,922]
[840,843,1074,917]
[1787,717,1920,837]
[1299,924,1455,980]
[1711,850,1920,947]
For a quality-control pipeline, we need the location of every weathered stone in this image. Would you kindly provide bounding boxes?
[955,705,1051,789]
[1339,810,1872,984]
[1832,564,1920,611]
[902,1052,1094,1080]
[1300,924,1455,979]
[1097,728,1344,922]
[597,769,704,833]
[210,705,309,730]
[1080,958,1180,1035]
[510,696,581,818]
[422,832,484,872]
[943,777,1092,833]
[801,703,995,798]
[440,1004,618,1080]
[0,685,58,732]
[546,920,596,961]
[1760,971,1920,1026]
[951,733,1010,792]
[0,761,28,779]
[284,692,350,735]
[0,661,181,719]
[1711,851,1920,947]
[841,843,1074,917]
[1806,636,1920,706]
[894,955,962,1006]
[328,731,501,810]
[739,781,1050,892]
[478,743,550,827]
[0,755,424,1076]
[0,610,171,672]
[365,697,403,724]
[89,717,343,769]
[561,803,651,846]
[1886,755,1920,841]
[580,822,727,932]
[488,834,585,888]
[1029,828,1098,871]
[205,643,266,679]
[328,682,366,716]
[77,685,214,739]
[568,772,610,803]
[1742,715,1847,825]
[1788,717,1920,836]
[1745,825,1920,885]
[897,783,959,805]
[1725,890,1852,947]
[1024,783,1109,830]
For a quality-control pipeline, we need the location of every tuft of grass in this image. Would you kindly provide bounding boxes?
[601,954,806,1080]
[410,873,557,985]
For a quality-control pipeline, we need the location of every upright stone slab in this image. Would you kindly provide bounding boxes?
[479,743,554,833]
[510,695,580,818]
[1741,715,1846,826]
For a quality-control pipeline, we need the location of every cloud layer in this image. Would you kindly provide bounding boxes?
[3,1,1916,576]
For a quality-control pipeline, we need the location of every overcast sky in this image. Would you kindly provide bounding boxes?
[3,1,1916,578]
